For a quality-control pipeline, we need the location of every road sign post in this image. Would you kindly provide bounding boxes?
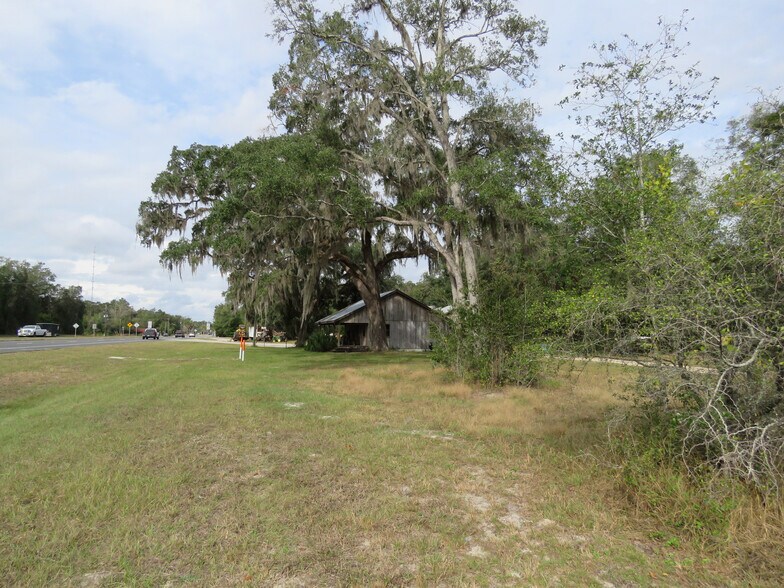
[73,323,79,337]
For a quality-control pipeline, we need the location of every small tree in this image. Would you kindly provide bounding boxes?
[432,257,546,387]
[561,10,717,232]
[213,302,243,338]
[575,98,784,495]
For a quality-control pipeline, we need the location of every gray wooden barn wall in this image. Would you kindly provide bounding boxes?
[343,295,434,349]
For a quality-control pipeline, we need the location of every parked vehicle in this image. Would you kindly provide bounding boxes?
[17,324,48,337]
[188,332,196,338]
[174,330,185,338]
[142,328,159,340]
[36,322,60,336]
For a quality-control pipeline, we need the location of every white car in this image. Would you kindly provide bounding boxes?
[17,324,48,337]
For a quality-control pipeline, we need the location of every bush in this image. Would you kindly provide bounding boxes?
[303,329,338,352]
[504,342,546,386]
[431,274,546,386]
[608,404,739,541]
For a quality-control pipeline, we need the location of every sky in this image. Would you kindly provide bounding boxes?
[1,1,782,321]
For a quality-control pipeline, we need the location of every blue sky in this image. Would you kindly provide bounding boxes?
[1,1,782,321]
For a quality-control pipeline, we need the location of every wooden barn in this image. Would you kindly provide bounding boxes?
[316,290,443,350]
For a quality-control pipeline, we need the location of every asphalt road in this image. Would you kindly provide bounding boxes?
[0,336,151,355]
[0,335,292,355]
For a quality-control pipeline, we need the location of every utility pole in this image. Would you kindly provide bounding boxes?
[91,247,95,302]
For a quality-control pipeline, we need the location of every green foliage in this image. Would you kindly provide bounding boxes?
[561,11,717,168]
[609,402,739,541]
[558,21,783,496]
[401,270,452,310]
[212,303,242,337]
[79,299,194,335]
[140,130,425,348]
[303,329,339,352]
[271,0,549,307]
[566,96,784,495]
[141,134,350,344]
[0,257,86,334]
[548,283,627,355]
[432,269,545,387]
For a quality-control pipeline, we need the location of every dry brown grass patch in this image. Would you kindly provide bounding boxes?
[729,497,784,581]
[444,365,623,440]
[0,366,88,407]
[303,361,626,447]
[307,364,473,400]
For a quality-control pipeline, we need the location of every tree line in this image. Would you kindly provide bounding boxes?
[82,299,204,336]
[0,258,85,335]
[0,257,203,336]
[138,2,783,493]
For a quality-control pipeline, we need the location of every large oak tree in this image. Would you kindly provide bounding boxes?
[271,0,548,306]
[138,134,424,350]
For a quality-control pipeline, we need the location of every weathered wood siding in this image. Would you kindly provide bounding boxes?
[341,293,436,349]
[389,320,431,350]
[343,309,369,324]
[385,295,433,349]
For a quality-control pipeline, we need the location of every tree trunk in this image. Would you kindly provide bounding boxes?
[449,272,460,306]
[335,228,389,352]
[357,279,388,352]
[460,234,479,306]
[358,229,388,351]
[296,262,321,346]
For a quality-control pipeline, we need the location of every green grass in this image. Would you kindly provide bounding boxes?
[0,343,767,586]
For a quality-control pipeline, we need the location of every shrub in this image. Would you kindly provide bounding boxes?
[431,274,546,386]
[608,404,740,542]
[503,341,546,386]
[303,329,338,352]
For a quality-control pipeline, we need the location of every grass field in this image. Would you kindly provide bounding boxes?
[0,342,771,586]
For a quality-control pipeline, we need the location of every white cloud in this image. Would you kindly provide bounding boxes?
[210,77,278,140]
[0,62,23,90]
[55,81,154,128]
[0,2,60,73]
[1,0,782,322]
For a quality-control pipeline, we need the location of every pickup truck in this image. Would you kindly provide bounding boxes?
[17,324,48,337]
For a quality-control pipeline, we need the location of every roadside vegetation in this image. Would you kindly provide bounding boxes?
[136,2,783,518]
[2,344,781,586]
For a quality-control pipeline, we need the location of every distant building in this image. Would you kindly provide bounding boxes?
[316,289,444,350]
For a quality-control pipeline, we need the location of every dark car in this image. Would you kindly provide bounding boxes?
[174,330,185,338]
[142,328,159,340]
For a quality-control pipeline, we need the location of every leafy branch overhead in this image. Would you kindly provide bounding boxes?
[561,10,718,167]
[137,133,430,348]
[271,0,550,306]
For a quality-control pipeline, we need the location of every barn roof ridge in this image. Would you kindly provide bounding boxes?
[315,289,434,325]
